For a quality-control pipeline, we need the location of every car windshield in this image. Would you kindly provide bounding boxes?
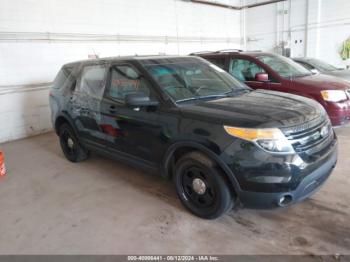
[256,54,313,78]
[309,58,340,72]
[141,57,249,103]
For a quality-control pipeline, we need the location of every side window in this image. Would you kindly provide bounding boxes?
[108,65,152,101]
[229,59,266,81]
[53,66,74,89]
[79,64,107,99]
[299,62,314,70]
[207,58,226,69]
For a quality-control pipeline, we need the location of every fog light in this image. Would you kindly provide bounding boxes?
[248,176,291,183]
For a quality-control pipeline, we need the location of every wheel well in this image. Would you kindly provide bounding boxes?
[54,116,69,134]
[167,146,237,196]
[172,147,196,165]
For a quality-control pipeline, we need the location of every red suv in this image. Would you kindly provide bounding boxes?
[193,50,350,126]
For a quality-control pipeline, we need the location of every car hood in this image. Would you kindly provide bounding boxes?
[180,90,323,128]
[291,73,350,90]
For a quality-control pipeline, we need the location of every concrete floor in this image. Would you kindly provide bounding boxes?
[0,128,349,255]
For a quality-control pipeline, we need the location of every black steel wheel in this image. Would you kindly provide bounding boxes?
[182,167,216,208]
[174,151,235,219]
[59,123,89,162]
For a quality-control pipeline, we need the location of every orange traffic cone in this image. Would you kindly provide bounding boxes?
[0,151,6,177]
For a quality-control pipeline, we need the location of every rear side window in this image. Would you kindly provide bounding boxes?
[52,66,74,89]
[79,64,107,99]
[207,57,226,69]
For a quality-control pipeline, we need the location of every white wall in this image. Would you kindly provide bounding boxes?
[0,0,241,143]
[244,0,350,67]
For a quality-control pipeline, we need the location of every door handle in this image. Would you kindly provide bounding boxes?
[80,108,89,114]
[109,105,116,114]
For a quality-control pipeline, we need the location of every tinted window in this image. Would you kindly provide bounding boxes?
[297,61,314,70]
[207,58,226,69]
[309,58,339,72]
[79,64,107,99]
[53,66,74,89]
[256,55,312,78]
[108,65,152,101]
[229,59,266,81]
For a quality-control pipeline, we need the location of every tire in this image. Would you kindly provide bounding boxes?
[59,123,89,162]
[174,151,235,219]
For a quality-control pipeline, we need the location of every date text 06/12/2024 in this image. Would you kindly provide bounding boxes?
[127,256,219,261]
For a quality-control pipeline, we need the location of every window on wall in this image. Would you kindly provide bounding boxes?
[229,59,266,82]
[79,64,107,99]
[108,65,152,101]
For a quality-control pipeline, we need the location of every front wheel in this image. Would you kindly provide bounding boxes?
[174,151,235,219]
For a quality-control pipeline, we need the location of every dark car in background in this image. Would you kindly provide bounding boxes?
[50,55,337,219]
[293,57,350,82]
[194,50,350,126]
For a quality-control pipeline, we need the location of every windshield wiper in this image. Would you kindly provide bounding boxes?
[176,88,249,103]
[224,88,249,96]
[176,94,227,103]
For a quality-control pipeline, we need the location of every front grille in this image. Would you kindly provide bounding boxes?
[282,116,334,156]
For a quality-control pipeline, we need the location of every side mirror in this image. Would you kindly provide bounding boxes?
[255,73,269,82]
[125,93,159,107]
[310,69,319,74]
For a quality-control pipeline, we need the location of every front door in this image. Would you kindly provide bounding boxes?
[228,58,271,90]
[99,63,163,164]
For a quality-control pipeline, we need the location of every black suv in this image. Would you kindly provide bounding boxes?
[50,56,337,219]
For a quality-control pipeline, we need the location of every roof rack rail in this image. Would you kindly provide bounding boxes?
[215,49,244,53]
[189,51,214,55]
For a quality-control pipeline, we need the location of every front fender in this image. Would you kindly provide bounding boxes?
[161,141,241,193]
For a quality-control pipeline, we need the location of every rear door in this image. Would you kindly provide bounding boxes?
[71,63,108,146]
[99,63,163,164]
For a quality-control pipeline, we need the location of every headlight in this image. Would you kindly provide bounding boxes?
[223,126,295,154]
[321,90,347,102]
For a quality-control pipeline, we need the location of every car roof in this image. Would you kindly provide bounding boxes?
[64,55,199,67]
[193,50,273,58]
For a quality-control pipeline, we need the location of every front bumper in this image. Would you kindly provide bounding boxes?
[221,130,338,208]
[237,147,337,208]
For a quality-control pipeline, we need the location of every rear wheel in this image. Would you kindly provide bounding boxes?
[59,123,89,162]
[174,151,234,219]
